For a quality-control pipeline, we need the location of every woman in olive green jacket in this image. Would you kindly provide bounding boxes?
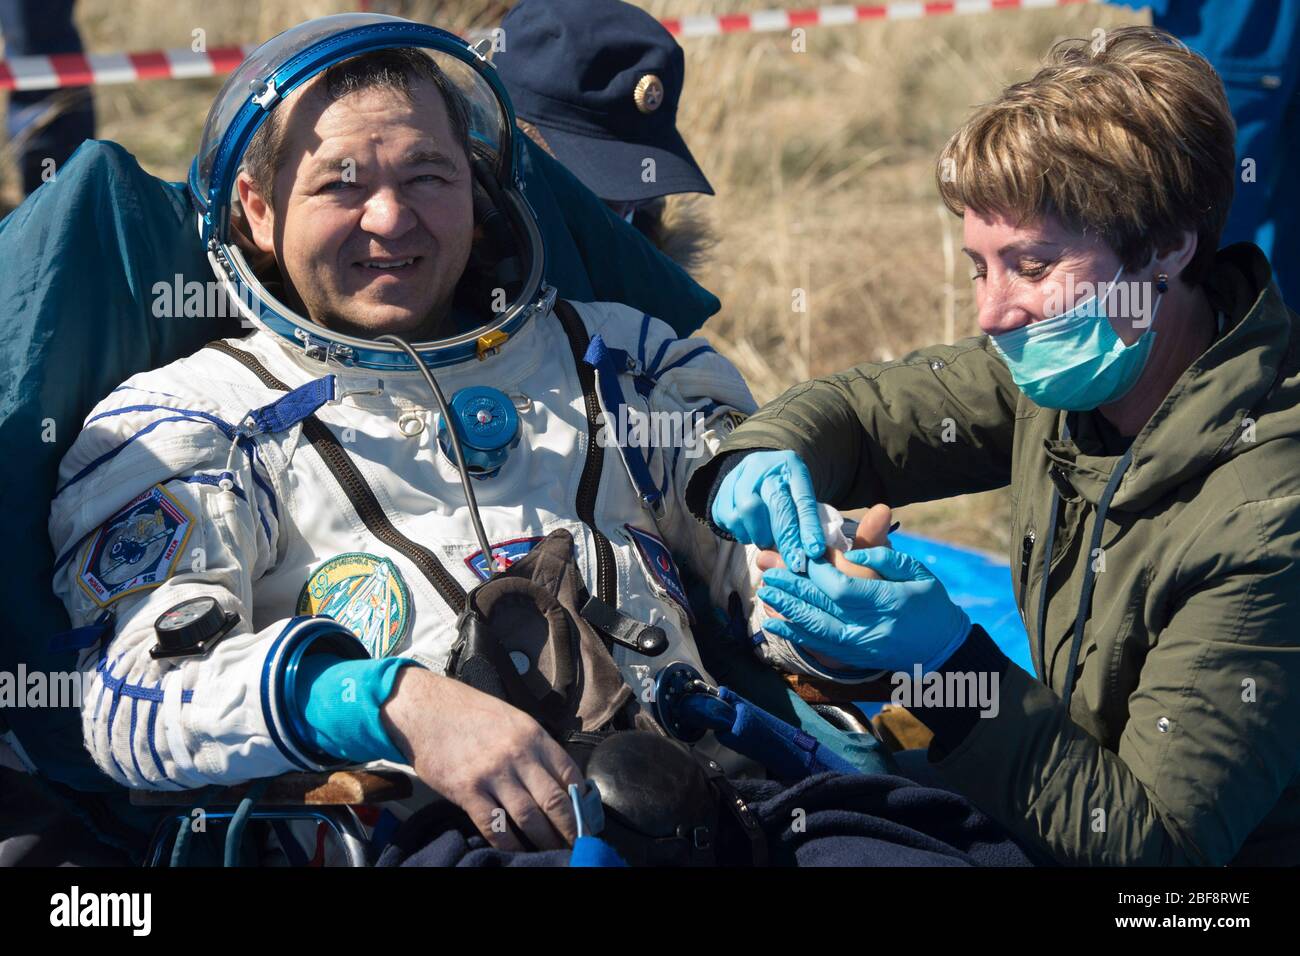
[689,26,1300,866]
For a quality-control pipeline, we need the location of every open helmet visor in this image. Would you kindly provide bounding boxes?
[188,13,549,371]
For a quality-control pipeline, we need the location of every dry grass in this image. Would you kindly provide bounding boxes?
[2,0,1147,551]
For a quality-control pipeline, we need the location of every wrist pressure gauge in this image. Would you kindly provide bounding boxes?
[151,596,239,659]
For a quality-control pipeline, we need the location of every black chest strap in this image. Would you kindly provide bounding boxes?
[205,339,469,615]
[206,311,615,618]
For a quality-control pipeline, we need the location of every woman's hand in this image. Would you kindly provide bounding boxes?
[712,450,826,572]
[757,505,971,672]
[756,503,894,670]
[381,668,582,851]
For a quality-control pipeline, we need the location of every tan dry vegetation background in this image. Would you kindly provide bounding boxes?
[2,0,1148,553]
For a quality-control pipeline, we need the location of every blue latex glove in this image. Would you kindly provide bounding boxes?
[711,450,825,573]
[757,547,971,672]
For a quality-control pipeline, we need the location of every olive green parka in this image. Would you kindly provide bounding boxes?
[688,245,1300,865]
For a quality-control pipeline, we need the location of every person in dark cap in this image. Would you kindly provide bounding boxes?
[493,0,715,274]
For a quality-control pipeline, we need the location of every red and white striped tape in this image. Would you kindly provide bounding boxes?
[661,0,1099,37]
[0,0,1103,92]
[0,45,258,92]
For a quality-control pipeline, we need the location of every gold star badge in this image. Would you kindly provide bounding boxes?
[634,74,665,114]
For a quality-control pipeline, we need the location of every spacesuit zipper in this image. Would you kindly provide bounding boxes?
[203,340,469,615]
[553,300,617,609]
[299,421,468,613]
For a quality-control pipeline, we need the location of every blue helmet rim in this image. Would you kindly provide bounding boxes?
[206,183,553,373]
[189,16,550,373]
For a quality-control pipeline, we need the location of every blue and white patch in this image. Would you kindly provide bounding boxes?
[79,485,195,607]
[623,524,693,622]
[464,536,545,581]
[297,553,411,658]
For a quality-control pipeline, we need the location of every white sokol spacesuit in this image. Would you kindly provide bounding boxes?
[51,293,764,789]
[47,15,857,794]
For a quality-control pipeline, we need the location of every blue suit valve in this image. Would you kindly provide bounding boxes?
[436,386,521,479]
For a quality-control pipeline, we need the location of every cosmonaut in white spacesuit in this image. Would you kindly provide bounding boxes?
[47,14,875,855]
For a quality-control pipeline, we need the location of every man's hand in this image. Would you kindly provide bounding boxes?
[712,450,825,572]
[381,668,582,851]
[757,503,892,672]
[756,509,971,672]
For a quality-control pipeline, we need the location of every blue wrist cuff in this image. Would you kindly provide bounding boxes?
[292,653,422,765]
[267,618,369,771]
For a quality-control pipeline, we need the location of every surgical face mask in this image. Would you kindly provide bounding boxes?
[989,265,1164,411]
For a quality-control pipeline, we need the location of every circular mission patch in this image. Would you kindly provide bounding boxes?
[296,552,411,658]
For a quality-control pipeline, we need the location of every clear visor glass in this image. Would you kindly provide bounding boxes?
[192,14,510,234]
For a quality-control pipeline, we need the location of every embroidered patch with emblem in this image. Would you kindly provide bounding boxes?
[79,485,195,607]
[296,553,411,658]
[464,536,545,581]
[623,524,693,622]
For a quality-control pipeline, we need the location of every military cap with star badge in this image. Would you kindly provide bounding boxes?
[492,0,714,204]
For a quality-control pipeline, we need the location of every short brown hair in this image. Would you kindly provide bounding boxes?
[936,25,1236,286]
[241,47,473,207]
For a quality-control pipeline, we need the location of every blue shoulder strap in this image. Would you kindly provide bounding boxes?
[583,333,664,516]
[240,375,336,437]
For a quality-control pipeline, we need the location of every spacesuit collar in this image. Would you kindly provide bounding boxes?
[247,301,554,407]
